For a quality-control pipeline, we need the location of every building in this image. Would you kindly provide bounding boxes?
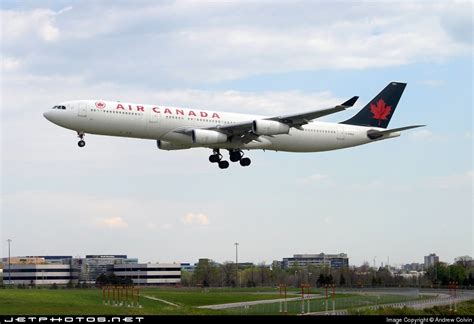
[282,253,349,269]
[180,263,196,272]
[402,263,424,272]
[3,263,72,285]
[72,255,138,284]
[2,254,180,286]
[1,256,72,265]
[114,263,181,285]
[424,253,439,269]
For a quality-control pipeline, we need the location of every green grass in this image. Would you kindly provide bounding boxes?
[350,300,474,316]
[140,287,282,307]
[0,287,456,316]
[0,288,223,315]
[224,294,428,315]
[0,287,284,315]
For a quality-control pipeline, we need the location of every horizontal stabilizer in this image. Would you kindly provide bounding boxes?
[367,125,426,139]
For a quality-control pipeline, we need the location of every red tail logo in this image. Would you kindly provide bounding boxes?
[370,99,391,126]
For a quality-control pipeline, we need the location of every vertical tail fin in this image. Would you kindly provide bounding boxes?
[340,82,406,129]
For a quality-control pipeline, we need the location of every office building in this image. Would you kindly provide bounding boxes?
[282,253,349,269]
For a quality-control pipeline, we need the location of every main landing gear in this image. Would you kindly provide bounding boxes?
[209,149,229,169]
[77,132,86,147]
[209,149,251,169]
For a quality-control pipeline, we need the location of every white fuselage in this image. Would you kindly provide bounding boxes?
[44,100,399,152]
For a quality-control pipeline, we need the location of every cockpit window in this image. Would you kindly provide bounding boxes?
[52,105,66,109]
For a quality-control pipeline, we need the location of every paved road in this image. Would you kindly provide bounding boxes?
[142,295,180,307]
[198,294,321,310]
[305,293,474,315]
[197,289,474,314]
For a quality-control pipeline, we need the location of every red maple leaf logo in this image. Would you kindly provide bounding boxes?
[370,99,391,126]
[95,101,106,109]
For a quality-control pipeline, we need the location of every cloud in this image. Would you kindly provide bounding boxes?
[97,216,128,229]
[1,56,22,71]
[182,213,210,226]
[409,129,447,143]
[1,8,61,43]
[410,129,434,140]
[1,2,472,85]
[298,173,329,184]
[426,171,473,189]
[417,80,446,87]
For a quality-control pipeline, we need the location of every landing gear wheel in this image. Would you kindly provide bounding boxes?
[218,160,229,169]
[240,157,251,166]
[77,131,85,147]
[209,154,221,163]
[229,150,243,162]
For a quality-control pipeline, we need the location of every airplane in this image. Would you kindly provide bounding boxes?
[44,82,424,169]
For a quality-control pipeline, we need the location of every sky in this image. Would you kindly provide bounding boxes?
[1,0,472,268]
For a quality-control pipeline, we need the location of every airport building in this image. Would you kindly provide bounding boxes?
[114,263,181,285]
[3,263,73,286]
[2,254,181,286]
[281,253,349,269]
[72,255,138,284]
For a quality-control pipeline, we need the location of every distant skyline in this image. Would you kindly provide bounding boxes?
[1,1,472,267]
[1,250,457,269]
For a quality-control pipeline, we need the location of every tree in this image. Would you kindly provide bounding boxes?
[193,259,220,287]
[447,264,467,285]
[317,274,325,287]
[339,273,346,286]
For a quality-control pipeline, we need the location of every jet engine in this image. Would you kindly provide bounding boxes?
[192,129,228,144]
[157,140,191,150]
[252,120,290,135]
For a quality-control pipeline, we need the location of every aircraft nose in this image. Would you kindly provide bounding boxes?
[43,111,52,121]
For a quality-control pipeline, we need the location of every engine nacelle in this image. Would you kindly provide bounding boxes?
[192,129,228,144]
[157,140,191,151]
[252,119,290,135]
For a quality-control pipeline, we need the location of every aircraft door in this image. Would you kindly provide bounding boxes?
[337,126,345,140]
[78,102,87,117]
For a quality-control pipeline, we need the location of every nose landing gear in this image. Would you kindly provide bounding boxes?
[77,132,86,147]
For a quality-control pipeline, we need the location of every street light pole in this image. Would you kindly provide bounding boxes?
[7,239,12,285]
[234,242,239,287]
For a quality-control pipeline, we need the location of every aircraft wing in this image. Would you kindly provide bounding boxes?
[208,96,358,137]
[173,96,358,143]
[267,96,358,127]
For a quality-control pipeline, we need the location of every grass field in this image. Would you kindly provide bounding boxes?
[224,293,426,315]
[0,288,284,315]
[0,287,463,316]
[140,287,283,307]
[350,300,474,316]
